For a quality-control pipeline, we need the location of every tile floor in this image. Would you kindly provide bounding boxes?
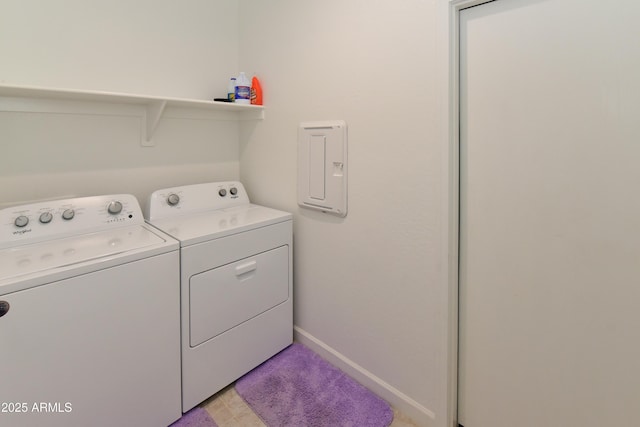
[200,383,421,427]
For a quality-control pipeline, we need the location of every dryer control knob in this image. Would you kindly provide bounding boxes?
[218,189,227,197]
[167,193,180,206]
[14,215,29,228]
[107,201,123,215]
[62,209,75,220]
[39,212,53,224]
[230,187,238,196]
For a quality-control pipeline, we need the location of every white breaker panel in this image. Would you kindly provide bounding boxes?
[297,120,348,217]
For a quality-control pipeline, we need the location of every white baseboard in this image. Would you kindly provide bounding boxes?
[293,326,435,427]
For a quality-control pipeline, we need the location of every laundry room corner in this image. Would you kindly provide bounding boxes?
[238,1,449,426]
[2,1,455,426]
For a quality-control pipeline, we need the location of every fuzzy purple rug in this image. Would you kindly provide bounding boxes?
[169,407,218,427]
[235,343,393,427]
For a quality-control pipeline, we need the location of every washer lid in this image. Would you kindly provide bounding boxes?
[147,204,292,246]
[0,225,168,283]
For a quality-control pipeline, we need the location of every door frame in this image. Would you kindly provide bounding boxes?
[444,1,498,426]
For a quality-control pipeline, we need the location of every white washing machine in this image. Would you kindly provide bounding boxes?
[146,181,293,411]
[0,194,182,427]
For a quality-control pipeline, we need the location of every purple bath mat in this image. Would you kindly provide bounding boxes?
[169,407,218,427]
[235,343,393,427]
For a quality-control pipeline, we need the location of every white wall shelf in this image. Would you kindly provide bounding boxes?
[0,84,265,146]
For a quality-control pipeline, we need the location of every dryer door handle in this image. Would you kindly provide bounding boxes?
[235,260,257,277]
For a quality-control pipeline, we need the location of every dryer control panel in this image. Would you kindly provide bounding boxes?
[0,194,143,248]
[146,181,250,221]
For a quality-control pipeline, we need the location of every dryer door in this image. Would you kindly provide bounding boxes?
[189,245,289,347]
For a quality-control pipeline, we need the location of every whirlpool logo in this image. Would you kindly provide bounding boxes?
[12,228,32,235]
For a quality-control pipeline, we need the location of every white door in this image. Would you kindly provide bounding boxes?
[458,1,640,426]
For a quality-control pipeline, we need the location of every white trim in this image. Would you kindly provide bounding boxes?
[448,2,499,427]
[294,326,436,427]
[450,0,496,9]
[445,1,497,426]
[438,0,458,427]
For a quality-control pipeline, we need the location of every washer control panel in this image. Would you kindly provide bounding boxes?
[146,181,250,221]
[0,194,144,248]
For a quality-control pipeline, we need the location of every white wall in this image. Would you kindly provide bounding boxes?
[0,0,242,208]
[0,0,237,98]
[238,1,448,425]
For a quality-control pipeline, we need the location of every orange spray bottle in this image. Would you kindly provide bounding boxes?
[250,76,263,105]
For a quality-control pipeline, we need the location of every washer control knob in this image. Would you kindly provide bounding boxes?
[218,189,227,197]
[0,301,9,317]
[107,201,123,215]
[39,212,53,224]
[14,215,29,228]
[230,187,238,196]
[62,209,75,220]
[167,193,180,206]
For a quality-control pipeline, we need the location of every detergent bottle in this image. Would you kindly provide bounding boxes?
[251,76,263,105]
[234,72,251,104]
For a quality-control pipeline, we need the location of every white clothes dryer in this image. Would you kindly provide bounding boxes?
[0,195,181,427]
[146,181,293,412]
